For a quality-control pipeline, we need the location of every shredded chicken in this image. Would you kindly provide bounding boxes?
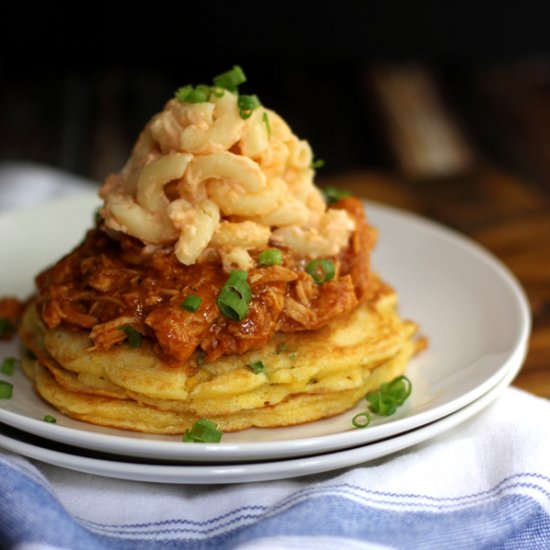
[35,198,374,363]
[89,316,141,350]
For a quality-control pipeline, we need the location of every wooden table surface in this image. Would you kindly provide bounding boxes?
[320,167,550,398]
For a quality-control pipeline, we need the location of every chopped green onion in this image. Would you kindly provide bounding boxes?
[226,278,252,305]
[1,357,18,375]
[0,318,14,338]
[352,411,371,428]
[227,269,248,281]
[175,84,211,104]
[181,295,202,312]
[195,84,211,96]
[213,65,247,92]
[211,85,225,98]
[183,418,223,443]
[258,248,282,267]
[0,380,13,399]
[322,185,352,205]
[366,392,398,416]
[380,375,412,405]
[217,270,253,320]
[311,158,325,169]
[175,84,193,102]
[351,376,412,428]
[262,112,271,137]
[305,259,335,284]
[119,326,142,348]
[366,375,412,416]
[43,415,57,423]
[289,352,298,361]
[238,94,261,119]
[186,87,210,104]
[217,288,249,321]
[225,270,252,302]
[250,360,265,374]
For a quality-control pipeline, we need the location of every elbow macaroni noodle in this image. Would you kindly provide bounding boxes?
[100,91,355,269]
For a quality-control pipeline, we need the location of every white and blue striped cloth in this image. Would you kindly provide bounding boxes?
[1,386,549,550]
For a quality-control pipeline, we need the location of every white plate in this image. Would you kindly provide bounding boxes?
[0,194,530,462]
[0,347,524,484]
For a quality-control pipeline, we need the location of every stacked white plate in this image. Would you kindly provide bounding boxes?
[0,195,530,484]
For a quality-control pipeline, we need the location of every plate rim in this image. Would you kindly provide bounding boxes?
[0,192,531,461]
[0,347,524,484]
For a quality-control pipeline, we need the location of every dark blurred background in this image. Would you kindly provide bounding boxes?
[2,2,550,191]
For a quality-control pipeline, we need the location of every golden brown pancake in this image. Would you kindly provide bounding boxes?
[19,276,420,433]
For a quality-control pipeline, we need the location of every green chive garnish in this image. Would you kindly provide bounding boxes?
[258,248,282,267]
[262,112,271,137]
[352,411,371,428]
[175,84,212,104]
[181,295,202,312]
[0,380,13,399]
[213,65,247,92]
[225,268,248,282]
[0,318,14,338]
[366,376,412,416]
[119,326,142,348]
[174,67,257,116]
[43,415,57,423]
[351,376,412,428]
[238,94,261,119]
[305,259,335,284]
[1,357,18,375]
[217,270,252,321]
[322,185,351,205]
[217,288,249,321]
[195,84,212,97]
[250,360,265,374]
[183,418,223,443]
[311,158,325,169]
[175,84,193,102]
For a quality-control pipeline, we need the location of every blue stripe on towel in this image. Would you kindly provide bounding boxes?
[1,457,549,550]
